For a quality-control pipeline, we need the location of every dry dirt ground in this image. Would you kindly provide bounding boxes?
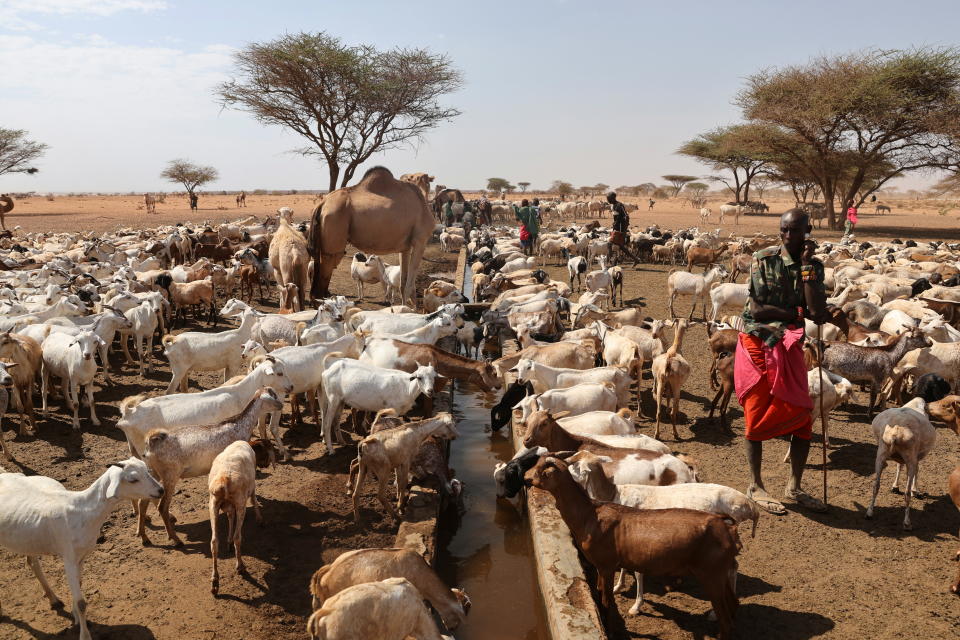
[0,228,460,640]
[0,196,958,640]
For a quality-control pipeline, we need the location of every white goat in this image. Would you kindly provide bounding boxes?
[320,357,439,455]
[0,459,163,640]
[667,265,728,319]
[40,330,105,430]
[162,307,257,393]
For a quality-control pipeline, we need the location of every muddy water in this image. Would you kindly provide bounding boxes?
[435,379,550,640]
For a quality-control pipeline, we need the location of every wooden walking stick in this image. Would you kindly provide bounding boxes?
[818,332,829,506]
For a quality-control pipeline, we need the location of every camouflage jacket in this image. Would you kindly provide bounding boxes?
[741,244,825,347]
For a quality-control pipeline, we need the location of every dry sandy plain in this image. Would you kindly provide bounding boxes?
[0,193,957,640]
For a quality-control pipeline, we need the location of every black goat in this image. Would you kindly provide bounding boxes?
[491,381,533,431]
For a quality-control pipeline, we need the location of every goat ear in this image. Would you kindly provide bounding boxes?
[104,464,124,499]
[551,410,571,419]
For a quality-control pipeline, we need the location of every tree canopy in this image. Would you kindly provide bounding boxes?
[736,48,960,227]
[517,181,530,192]
[215,32,463,192]
[662,175,698,197]
[677,124,775,203]
[550,180,574,197]
[487,177,514,192]
[0,128,48,177]
[161,159,219,198]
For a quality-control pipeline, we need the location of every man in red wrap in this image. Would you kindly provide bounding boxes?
[735,209,828,514]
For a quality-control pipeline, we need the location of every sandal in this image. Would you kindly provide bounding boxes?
[747,487,787,515]
[784,489,828,513]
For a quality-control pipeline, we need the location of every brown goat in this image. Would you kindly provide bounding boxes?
[524,457,740,637]
[707,325,739,390]
[708,352,736,432]
[686,246,728,272]
[0,330,41,434]
[237,263,264,302]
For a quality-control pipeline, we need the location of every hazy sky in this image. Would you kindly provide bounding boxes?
[2,0,958,193]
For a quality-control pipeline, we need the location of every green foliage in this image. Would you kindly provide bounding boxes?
[661,175,698,197]
[216,32,463,191]
[487,177,514,192]
[550,180,574,197]
[160,159,219,197]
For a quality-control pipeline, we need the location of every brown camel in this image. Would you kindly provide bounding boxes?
[399,172,434,201]
[432,188,465,220]
[0,195,13,231]
[269,214,310,311]
[308,167,434,305]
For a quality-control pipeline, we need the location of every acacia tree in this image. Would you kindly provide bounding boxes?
[487,177,514,192]
[684,181,709,207]
[517,181,530,192]
[160,159,219,203]
[216,32,463,192]
[677,124,774,203]
[0,128,47,177]
[738,48,960,228]
[662,174,697,197]
[636,182,656,195]
[550,180,574,199]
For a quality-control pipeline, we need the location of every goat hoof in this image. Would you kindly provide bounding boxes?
[903,522,913,531]
[864,511,873,520]
[890,487,902,495]
[51,599,65,610]
[140,537,153,547]
[628,605,642,616]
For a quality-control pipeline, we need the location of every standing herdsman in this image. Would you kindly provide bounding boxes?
[735,209,829,514]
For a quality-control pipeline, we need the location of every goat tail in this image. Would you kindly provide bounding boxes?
[322,351,346,369]
[616,407,634,421]
[119,393,147,416]
[882,424,913,448]
[306,607,332,640]
[309,564,332,603]
[161,334,177,347]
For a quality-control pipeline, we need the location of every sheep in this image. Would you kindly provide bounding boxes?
[349,412,458,522]
[667,265,728,319]
[208,439,274,595]
[309,548,471,629]
[652,318,692,440]
[320,357,439,455]
[865,386,945,530]
[0,329,41,434]
[140,387,283,546]
[0,458,163,640]
[169,277,217,327]
[162,307,258,393]
[116,358,293,458]
[305,577,446,640]
[40,330,105,431]
[524,456,739,637]
[567,449,758,615]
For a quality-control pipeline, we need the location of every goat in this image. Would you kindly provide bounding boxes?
[686,246,728,271]
[40,330,105,431]
[348,413,458,522]
[667,265,728,319]
[0,329,40,434]
[305,578,446,640]
[162,307,258,393]
[568,449,758,614]
[0,459,163,640]
[208,438,274,595]
[140,387,283,546]
[652,319,692,440]
[0,363,16,459]
[525,457,739,637]
[309,548,470,629]
[821,328,930,416]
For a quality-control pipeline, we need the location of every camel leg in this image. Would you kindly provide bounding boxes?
[312,252,345,299]
[402,240,428,308]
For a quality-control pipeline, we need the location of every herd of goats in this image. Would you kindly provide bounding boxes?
[0,203,958,640]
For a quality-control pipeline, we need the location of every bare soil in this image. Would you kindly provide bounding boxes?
[0,196,958,640]
[0,235,460,640]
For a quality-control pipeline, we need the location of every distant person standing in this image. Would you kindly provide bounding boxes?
[462,203,475,237]
[443,200,455,227]
[189,192,199,212]
[514,198,539,256]
[607,192,640,265]
[648,198,656,210]
[845,203,858,237]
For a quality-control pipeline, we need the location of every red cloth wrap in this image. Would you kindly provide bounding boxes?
[734,331,812,442]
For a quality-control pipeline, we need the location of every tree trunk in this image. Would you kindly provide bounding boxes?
[822,178,837,230]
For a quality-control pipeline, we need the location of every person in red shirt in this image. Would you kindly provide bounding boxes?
[845,204,858,236]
